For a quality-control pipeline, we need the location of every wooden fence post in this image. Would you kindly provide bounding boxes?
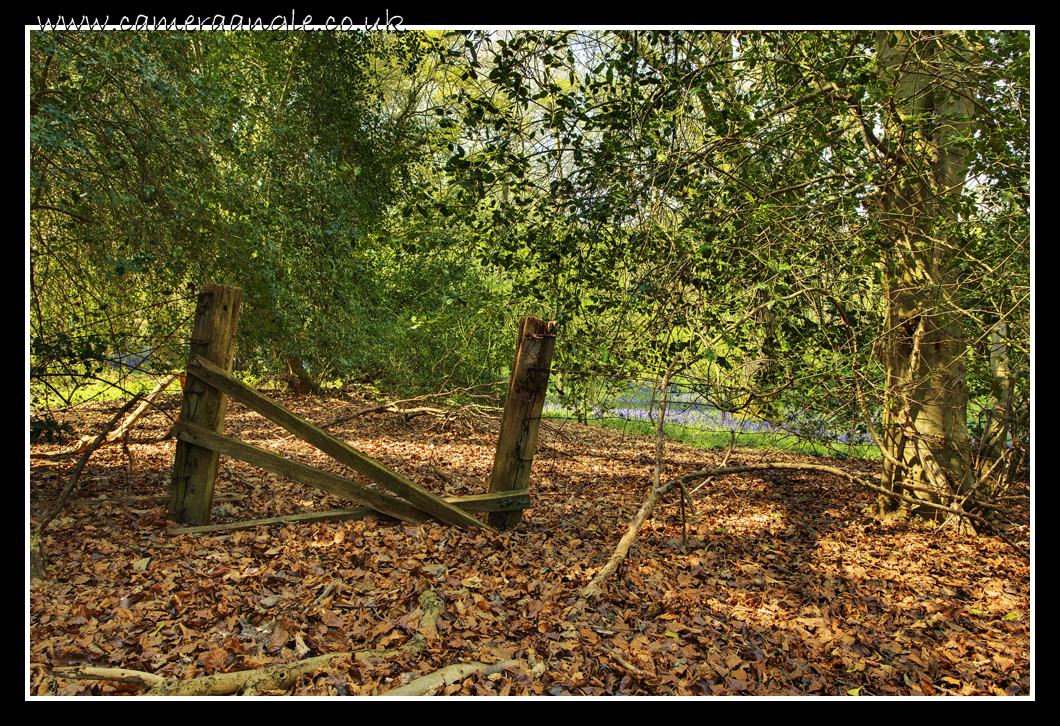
[169,284,242,524]
[487,316,557,530]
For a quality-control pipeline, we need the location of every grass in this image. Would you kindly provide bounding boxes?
[30,370,171,412]
[543,391,881,460]
[31,367,881,461]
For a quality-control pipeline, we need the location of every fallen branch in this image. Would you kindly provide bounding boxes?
[579,472,685,602]
[607,650,653,680]
[30,394,144,579]
[320,395,452,429]
[689,431,736,495]
[320,389,505,434]
[54,654,356,696]
[54,587,449,695]
[327,403,449,425]
[54,376,181,455]
[576,460,1028,606]
[381,659,522,696]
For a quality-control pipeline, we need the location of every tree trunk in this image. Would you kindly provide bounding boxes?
[975,319,1014,486]
[873,31,979,532]
[282,353,321,396]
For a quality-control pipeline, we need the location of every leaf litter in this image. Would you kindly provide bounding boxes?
[29,390,1031,696]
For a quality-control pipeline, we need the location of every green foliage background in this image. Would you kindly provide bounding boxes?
[29,29,1030,469]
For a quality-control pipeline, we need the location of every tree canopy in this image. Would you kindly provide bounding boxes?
[30,29,515,404]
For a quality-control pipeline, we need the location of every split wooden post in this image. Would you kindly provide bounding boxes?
[169,284,242,524]
[486,316,557,530]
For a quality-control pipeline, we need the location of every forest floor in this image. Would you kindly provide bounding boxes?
[28,387,1032,697]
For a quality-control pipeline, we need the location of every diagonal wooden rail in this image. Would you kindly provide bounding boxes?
[174,421,428,524]
[186,354,495,532]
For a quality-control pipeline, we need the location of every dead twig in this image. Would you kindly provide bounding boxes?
[30,394,144,579]
[575,460,1028,609]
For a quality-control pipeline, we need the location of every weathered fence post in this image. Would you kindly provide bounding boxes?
[487,316,557,530]
[169,284,242,524]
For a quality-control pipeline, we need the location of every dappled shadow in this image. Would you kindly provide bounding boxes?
[29,391,1029,696]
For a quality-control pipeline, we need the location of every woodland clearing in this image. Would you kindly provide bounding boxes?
[28,388,1031,697]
